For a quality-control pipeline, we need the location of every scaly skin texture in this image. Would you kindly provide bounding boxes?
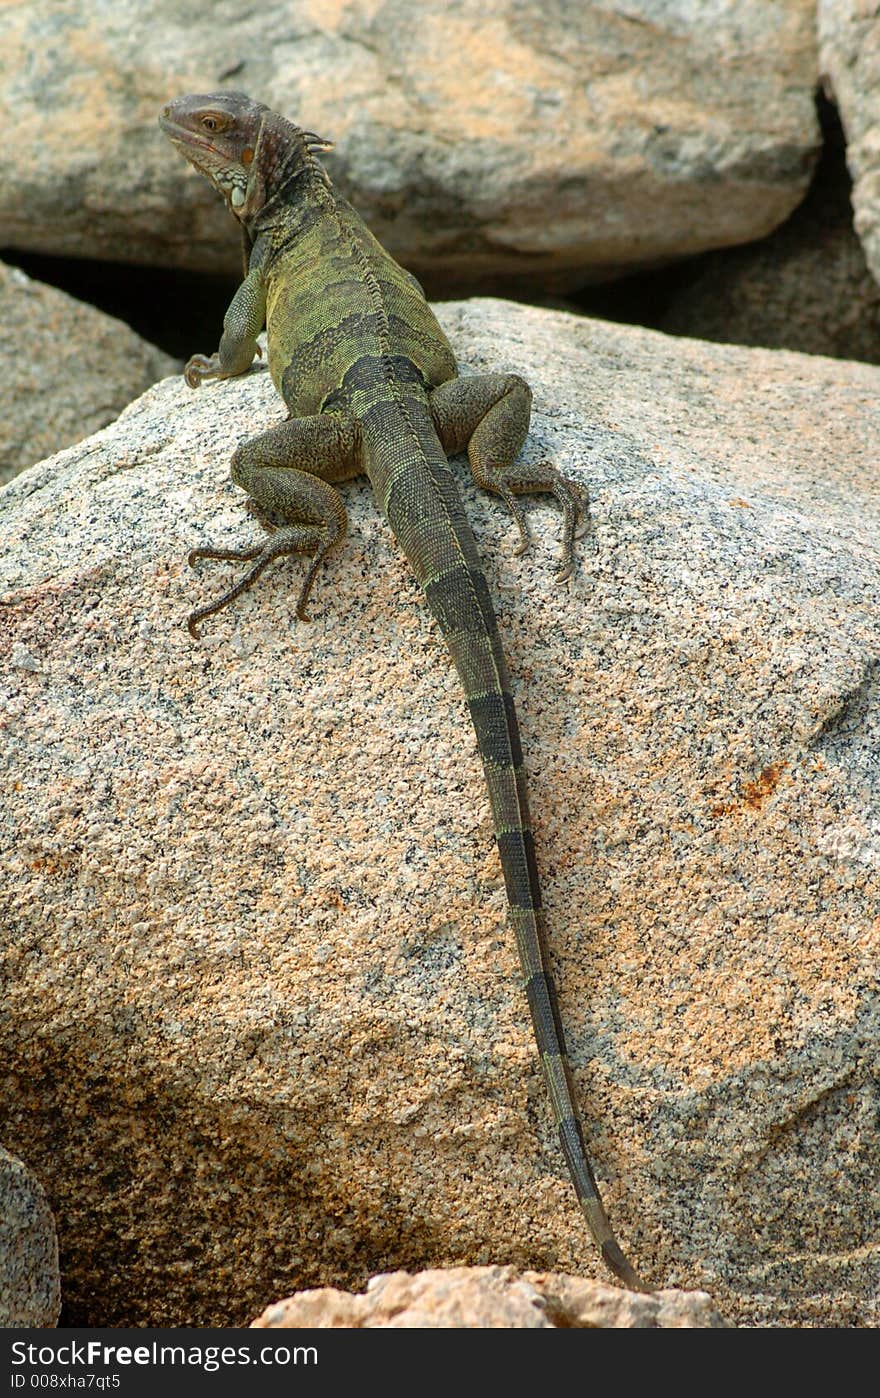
[159,92,646,1291]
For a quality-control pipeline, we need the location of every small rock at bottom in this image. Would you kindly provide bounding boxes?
[0,1144,61,1326]
[251,1264,727,1329]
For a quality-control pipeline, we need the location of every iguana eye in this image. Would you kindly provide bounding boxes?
[201,116,219,132]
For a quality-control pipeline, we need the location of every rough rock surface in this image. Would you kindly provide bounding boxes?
[820,1,880,287]
[656,103,880,364]
[0,1145,61,1327]
[0,1,819,288]
[0,260,177,486]
[251,1265,726,1328]
[1,301,877,1328]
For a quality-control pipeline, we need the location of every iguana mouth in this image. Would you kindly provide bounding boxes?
[158,112,215,157]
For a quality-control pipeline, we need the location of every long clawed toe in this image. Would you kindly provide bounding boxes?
[517,461,590,579]
[293,555,326,621]
[555,558,574,583]
[185,527,338,636]
[188,542,265,569]
[548,476,589,582]
[573,487,591,540]
[495,483,531,559]
[572,492,597,568]
[186,544,280,638]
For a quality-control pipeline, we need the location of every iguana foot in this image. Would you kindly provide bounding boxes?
[186,520,341,636]
[519,460,588,580]
[184,343,263,389]
[184,353,225,389]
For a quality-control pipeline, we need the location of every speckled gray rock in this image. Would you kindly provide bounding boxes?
[252,1265,727,1328]
[0,1,819,288]
[820,1,880,286]
[0,261,177,486]
[0,1145,61,1327]
[0,301,877,1328]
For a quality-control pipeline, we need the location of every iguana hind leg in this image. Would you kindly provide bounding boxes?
[188,411,360,635]
[429,373,588,578]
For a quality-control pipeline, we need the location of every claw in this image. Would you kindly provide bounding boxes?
[184,353,220,389]
[573,486,591,539]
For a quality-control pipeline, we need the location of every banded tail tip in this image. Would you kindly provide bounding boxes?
[601,1238,651,1294]
[581,1193,650,1292]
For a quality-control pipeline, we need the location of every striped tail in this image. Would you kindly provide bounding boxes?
[375,414,645,1290]
[439,568,645,1291]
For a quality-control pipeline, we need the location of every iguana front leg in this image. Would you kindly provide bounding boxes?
[430,374,587,578]
[187,411,360,635]
[184,257,267,387]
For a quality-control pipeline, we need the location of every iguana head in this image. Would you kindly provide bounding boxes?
[159,92,334,222]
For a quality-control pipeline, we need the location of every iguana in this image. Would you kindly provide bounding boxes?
[159,91,645,1291]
